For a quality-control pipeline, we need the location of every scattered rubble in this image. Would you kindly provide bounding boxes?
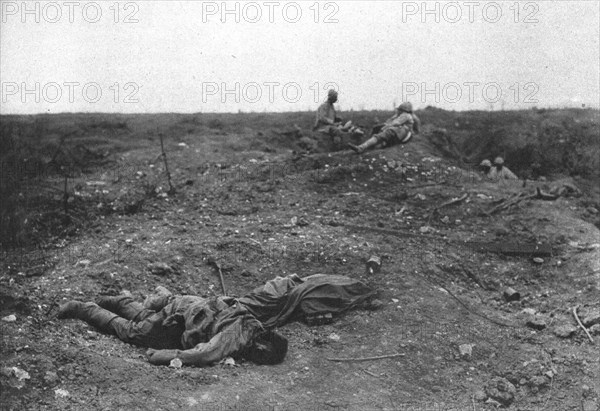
[503,288,520,302]
[553,325,578,338]
[458,344,473,359]
[1,314,16,322]
[485,377,516,407]
[526,318,547,330]
[147,262,175,276]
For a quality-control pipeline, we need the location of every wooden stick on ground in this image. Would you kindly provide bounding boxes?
[326,353,405,362]
[436,193,468,210]
[207,257,227,296]
[487,191,537,215]
[572,305,594,343]
[158,132,175,194]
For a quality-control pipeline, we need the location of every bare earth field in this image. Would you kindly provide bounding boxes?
[1,109,599,410]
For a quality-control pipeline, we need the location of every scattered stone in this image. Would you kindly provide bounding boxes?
[526,318,547,330]
[495,228,510,237]
[586,207,598,214]
[367,299,385,310]
[459,344,473,359]
[484,398,502,407]
[521,308,537,316]
[582,400,598,411]
[54,388,70,398]
[75,259,91,267]
[485,377,516,407]
[582,310,600,328]
[296,217,309,227]
[415,194,427,201]
[473,390,488,402]
[240,269,254,277]
[533,257,544,264]
[147,262,174,276]
[2,367,30,389]
[419,225,434,234]
[503,287,520,302]
[529,375,549,388]
[544,371,554,379]
[582,384,591,397]
[169,358,183,369]
[328,333,341,341]
[1,314,16,322]
[553,324,578,338]
[44,371,59,385]
[11,367,29,382]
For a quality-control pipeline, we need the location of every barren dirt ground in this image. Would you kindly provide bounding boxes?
[1,113,599,410]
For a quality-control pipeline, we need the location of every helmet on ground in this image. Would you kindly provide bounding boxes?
[244,330,288,365]
[398,102,413,112]
[493,157,505,166]
[480,159,492,167]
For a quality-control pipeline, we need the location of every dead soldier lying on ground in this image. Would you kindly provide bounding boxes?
[57,274,375,366]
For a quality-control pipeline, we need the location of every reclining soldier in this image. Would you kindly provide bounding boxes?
[348,102,420,154]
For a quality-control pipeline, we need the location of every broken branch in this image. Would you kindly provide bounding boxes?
[158,132,175,194]
[572,305,594,344]
[436,193,468,210]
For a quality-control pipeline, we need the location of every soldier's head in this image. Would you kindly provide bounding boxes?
[244,330,288,365]
[479,159,492,173]
[327,89,338,104]
[493,157,505,170]
[398,102,413,113]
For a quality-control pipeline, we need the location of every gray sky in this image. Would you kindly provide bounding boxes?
[1,0,599,113]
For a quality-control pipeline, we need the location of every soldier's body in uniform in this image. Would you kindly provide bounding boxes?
[348,102,420,154]
[489,157,519,180]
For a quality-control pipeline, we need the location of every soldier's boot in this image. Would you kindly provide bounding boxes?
[97,295,151,322]
[57,301,123,335]
[57,301,85,319]
[348,136,378,154]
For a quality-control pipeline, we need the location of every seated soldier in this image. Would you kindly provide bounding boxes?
[314,89,363,148]
[348,102,420,154]
[488,156,519,180]
[479,159,493,178]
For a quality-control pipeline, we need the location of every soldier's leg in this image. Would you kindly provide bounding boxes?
[330,127,343,149]
[58,301,121,334]
[58,300,183,349]
[109,310,185,349]
[395,127,413,144]
[97,296,155,322]
[348,129,395,154]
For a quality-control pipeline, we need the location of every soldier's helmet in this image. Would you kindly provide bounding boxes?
[480,159,492,167]
[328,89,338,99]
[398,102,413,113]
[493,157,505,166]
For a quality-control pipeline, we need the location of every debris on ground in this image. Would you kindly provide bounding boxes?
[485,377,516,407]
[147,262,175,276]
[1,314,16,322]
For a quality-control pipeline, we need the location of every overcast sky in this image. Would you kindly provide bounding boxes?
[1,1,598,113]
